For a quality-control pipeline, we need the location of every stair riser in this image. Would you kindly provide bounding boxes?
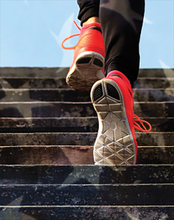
[1,77,174,89]
[0,118,173,132]
[0,132,172,146]
[1,165,174,184]
[135,79,174,89]
[1,68,173,78]
[133,89,174,102]
[0,67,68,77]
[0,89,174,102]
[0,146,94,165]
[0,78,69,89]
[138,69,174,77]
[0,207,173,220]
[0,185,174,205]
[0,146,173,165]
[0,102,173,117]
[0,90,90,102]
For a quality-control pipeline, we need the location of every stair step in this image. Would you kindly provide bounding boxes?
[0,146,93,165]
[2,184,170,205]
[0,88,174,102]
[0,89,90,102]
[0,77,69,89]
[1,67,174,77]
[0,117,173,132]
[0,102,173,117]
[0,76,174,89]
[1,165,174,184]
[0,67,68,78]
[133,88,174,102]
[0,117,98,132]
[138,68,174,78]
[135,78,174,89]
[0,132,172,146]
[0,206,172,220]
[0,145,174,165]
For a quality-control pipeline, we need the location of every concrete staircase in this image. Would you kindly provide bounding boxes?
[0,67,174,219]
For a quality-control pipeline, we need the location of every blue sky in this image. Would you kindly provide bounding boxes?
[0,0,174,68]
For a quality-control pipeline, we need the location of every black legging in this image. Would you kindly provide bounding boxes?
[77,0,145,87]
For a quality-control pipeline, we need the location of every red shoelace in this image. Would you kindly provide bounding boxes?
[134,114,152,132]
[61,21,81,50]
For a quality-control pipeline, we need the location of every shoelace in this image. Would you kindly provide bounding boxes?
[61,21,81,50]
[134,114,152,132]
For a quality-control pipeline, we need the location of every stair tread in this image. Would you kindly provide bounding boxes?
[0,206,173,220]
[0,145,174,165]
[0,88,174,102]
[1,164,174,184]
[0,102,173,118]
[0,183,174,206]
[0,78,173,89]
[1,67,174,76]
[0,132,172,146]
[0,117,173,132]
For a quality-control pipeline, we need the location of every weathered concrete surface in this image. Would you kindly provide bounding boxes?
[0,87,174,102]
[0,146,94,165]
[0,67,173,78]
[0,165,174,219]
[0,145,174,165]
[0,102,173,117]
[0,206,172,220]
[0,68,173,220]
[0,117,173,132]
[0,132,172,146]
[0,67,68,77]
[1,165,174,184]
[0,68,173,165]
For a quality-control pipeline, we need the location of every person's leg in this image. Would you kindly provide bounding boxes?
[100,0,145,87]
[91,0,151,165]
[61,0,105,91]
[77,0,100,26]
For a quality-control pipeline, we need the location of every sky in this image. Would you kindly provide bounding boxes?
[0,0,174,69]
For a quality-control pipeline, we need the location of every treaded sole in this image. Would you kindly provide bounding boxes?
[66,51,104,91]
[90,78,136,165]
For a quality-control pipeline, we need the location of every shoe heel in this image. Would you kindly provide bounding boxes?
[66,52,104,91]
[77,57,103,68]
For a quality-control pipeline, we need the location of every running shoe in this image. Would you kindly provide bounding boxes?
[61,21,105,91]
[90,70,151,165]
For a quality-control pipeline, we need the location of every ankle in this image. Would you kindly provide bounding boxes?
[82,17,100,27]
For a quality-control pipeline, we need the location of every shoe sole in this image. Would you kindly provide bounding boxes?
[90,78,137,165]
[66,51,104,91]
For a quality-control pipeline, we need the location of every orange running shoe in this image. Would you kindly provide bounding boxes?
[90,70,151,165]
[61,21,105,91]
